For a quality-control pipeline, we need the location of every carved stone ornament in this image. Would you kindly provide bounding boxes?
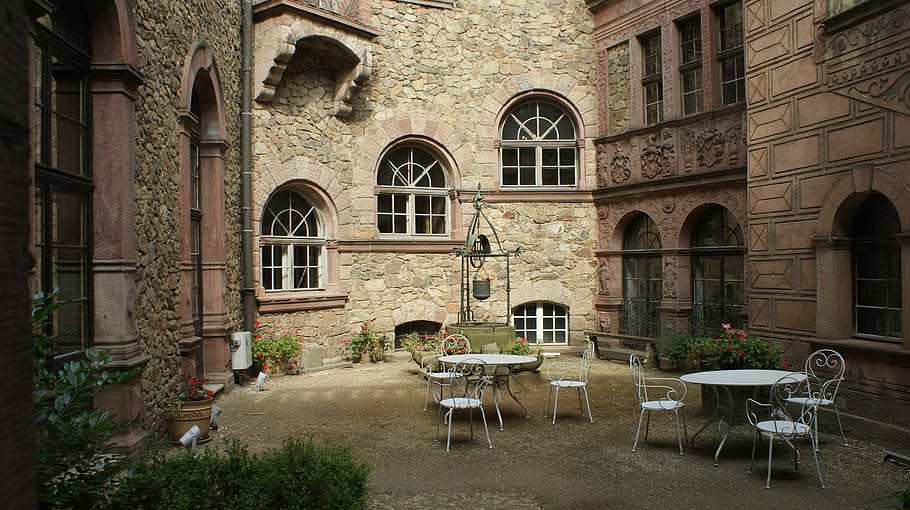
[598,311,612,333]
[641,135,663,179]
[597,258,610,296]
[696,126,725,168]
[663,257,678,299]
[725,121,743,166]
[679,128,696,172]
[611,144,631,184]
[662,197,675,214]
[596,142,610,187]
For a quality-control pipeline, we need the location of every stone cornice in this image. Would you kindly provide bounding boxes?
[91,62,145,99]
[479,189,594,203]
[338,239,463,254]
[253,0,379,39]
[256,292,348,314]
[592,166,745,202]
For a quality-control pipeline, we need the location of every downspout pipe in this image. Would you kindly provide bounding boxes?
[240,0,255,331]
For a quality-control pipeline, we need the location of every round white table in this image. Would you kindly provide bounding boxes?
[680,369,805,465]
[438,354,537,430]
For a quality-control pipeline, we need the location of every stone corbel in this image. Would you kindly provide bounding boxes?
[255,29,297,103]
[334,51,371,117]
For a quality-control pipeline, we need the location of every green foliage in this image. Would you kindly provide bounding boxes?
[664,325,786,370]
[344,322,390,359]
[500,337,540,356]
[32,290,141,509]
[252,322,304,370]
[101,438,371,510]
[399,332,439,354]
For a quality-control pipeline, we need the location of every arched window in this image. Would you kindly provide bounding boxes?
[376,144,449,236]
[621,214,662,338]
[852,193,901,342]
[260,189,326,291]
[33,6,93,357]
[513,302,569,344]
[690,206,745,336]
[500,99,577,187]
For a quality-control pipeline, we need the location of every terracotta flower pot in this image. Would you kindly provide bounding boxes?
[164,397,213,444]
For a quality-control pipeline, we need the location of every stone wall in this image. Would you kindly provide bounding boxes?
[606,42,630,135]
[252,0,598,355]
[133,0,243,425]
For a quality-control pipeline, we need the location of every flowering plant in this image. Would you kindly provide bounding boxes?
[252,323,304,370]
[696,324,787,370]
[400,332,440,354]
[500,337,541,356]
[343,322,390,360]
[169,372,213,402]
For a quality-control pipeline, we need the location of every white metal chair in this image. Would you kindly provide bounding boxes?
[746,373,825,489]
[422,334,472,410]
[786,349,847,450]
[435,357,492,452]
[629,354,687,455]
[545,340,594,424]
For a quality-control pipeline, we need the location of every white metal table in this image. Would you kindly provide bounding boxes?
[438,353,537,430]
[680,369,805,465]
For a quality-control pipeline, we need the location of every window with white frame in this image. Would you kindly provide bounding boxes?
[717,1,745,106]
[376,144,449,235]
[641,31,664,125]
[513,302,569,345]
[500,100,577,187]
[260,189,326,291]
[679,16,703,116]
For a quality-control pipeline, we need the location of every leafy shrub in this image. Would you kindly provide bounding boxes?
[32,290,141,509]
[665,325,787,370]
[101,438,371,510]
[400,332,439,354]
[499,337,540,356]
[252,322,304,370]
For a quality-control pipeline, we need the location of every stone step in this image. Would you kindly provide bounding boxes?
[595,346,650,363]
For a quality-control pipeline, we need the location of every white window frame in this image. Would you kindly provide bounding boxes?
[260,190,326,292]
[513,302,570,345]
[376,144,450,237]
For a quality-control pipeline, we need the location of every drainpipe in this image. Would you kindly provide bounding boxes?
[240,0,255,331]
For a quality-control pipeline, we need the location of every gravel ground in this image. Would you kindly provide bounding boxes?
[214,355,910,510]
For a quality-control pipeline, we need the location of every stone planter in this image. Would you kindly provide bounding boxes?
[164,397,213,444]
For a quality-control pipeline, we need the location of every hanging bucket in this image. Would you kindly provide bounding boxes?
[472,279,491,300]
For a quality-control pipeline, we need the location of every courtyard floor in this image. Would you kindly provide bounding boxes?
[215,355,910,510]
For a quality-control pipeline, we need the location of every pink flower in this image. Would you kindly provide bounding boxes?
[736,348,745,355]
[341,338,351,344]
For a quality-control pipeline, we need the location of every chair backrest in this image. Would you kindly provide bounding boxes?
[579,340,595,383]
[446,358,489,400]
[805,349,845,401]
[440,334,471,355]
[629,354,647,404]
[770,373,817,432]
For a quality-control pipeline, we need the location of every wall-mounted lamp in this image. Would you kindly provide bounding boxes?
[210,404,222,430]
[179,424,200,452]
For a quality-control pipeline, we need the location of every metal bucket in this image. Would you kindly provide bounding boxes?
[472,279,491,300]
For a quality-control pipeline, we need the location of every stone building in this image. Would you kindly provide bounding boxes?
[26,0,244,447]
[587,0,910,444]
[248,0,600,353]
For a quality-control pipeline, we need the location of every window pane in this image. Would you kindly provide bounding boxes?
[500,100,577,188]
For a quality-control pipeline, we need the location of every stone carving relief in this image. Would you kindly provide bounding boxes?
[640,132,675,179]
[725,121,743,166]
[661,197,675,214]
[663,258,678,299]
[597,258,610,296]
[696,125,725,168]
[596,51,609,134]
[817,6,910,60]
[595,142,610,187]
[597,311,612,333]
[611,143,631,184]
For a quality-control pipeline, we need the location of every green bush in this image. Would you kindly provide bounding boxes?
[662,325,786,370]
[32,290,141,509]
[101,438,371,510]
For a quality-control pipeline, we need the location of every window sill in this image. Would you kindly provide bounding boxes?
[256,291,348,314]
[809,337,910,360]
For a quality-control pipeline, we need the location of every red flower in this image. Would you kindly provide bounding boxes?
[736,348,745,355]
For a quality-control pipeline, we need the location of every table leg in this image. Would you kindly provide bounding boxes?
[504,372,530,419]
[690,385,722,447]
[689,385,734,466]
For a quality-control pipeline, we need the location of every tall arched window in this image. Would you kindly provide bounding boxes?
[376,144,449,236]
[853,193,901,342]
[261,189,326,291]
[513,302,569,344]
[33,6,93,357]
[621,214,662,338]
[691,206,745,336]
[500,99,577,187]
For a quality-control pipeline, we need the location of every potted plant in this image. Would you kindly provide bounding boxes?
[343,322,390,363]
[500,337,543,372]
[400,332,441,367]
[164,372,214,444]
[252,323,304,375]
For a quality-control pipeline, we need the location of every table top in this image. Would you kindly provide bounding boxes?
[438,353,537,365]
[680,369,805,386]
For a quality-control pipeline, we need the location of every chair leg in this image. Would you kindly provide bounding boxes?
[582,387,593,423]
[644,410,651,443]
[765,435,774,489]
[479,407,492,449]
[424,378,433,411]
[832,404,848,447]
[545,384,554,418]
[552,387,560,425]
[674,410,683,456]
[632,408,646,452]
[446,408,454,452]
[810,436,826,488]
[748,431,758,474]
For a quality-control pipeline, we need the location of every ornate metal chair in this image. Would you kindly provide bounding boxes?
[545,340,595,424]
[435,357,492,452]
[786,349,847,450]
[629,354,687,455]
[422,334,472,410]
[747,373,825,489]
